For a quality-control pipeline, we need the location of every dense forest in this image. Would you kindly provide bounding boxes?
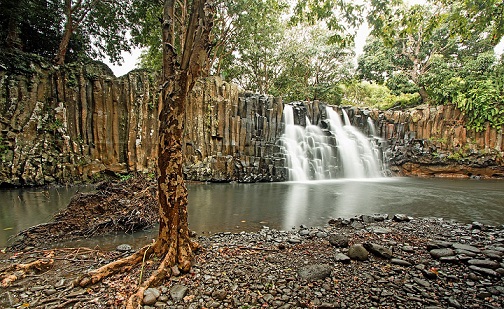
[0,0,502,130]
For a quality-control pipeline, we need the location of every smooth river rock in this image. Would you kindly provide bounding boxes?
[430,248,455,259]
[297,264,332,281]
[348,244,369,261]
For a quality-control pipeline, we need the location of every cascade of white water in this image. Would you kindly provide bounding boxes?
[367,117,377,137]
[281,105,385,180]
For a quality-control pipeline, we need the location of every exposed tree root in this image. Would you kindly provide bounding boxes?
[77,239,200,308]
[78,245,151,287]
[1,257,54,286]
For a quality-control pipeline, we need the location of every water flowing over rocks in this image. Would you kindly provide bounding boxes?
[1,215,503,308]
[1,60,503,185]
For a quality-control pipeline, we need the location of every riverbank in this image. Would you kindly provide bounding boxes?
[1,215,503,308]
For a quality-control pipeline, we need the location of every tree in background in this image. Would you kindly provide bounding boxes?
[271,25,355,103]
[78,1,214,307]
[213,0,288,93]
[0,0,134,66]
[0,0,63,58]
[53,0,134,65]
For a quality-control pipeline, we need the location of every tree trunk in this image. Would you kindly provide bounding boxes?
[5,15,22,50]
[77,2,213,306]
[153,0,213,270]
[54,0,73,65]
[419,86,429,103]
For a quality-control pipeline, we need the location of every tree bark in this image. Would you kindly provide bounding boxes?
[54,0,73,65]
[154,0,213,271]
[78,2,213,307]
[5,15,22,50]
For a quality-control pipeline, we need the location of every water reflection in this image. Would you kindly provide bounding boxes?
[0,178,503,249]
[0,185,94,247]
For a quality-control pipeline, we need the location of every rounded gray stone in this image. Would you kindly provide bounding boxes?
[297,264,332,281]
[429,248,455,259]
[348,244,369,261]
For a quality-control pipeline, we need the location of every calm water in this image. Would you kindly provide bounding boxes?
[1,178,503,248]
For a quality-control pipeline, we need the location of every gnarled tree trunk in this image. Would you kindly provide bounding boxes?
[78,1,214,307]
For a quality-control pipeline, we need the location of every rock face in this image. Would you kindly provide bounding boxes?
[0,60,502,185]
[0,61,285,185]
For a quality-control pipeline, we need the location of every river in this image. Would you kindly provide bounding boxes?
[1,178,503,249]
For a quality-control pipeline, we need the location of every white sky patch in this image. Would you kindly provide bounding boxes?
[103,47,144,77]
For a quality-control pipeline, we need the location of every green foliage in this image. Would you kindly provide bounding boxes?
[0,0,63,58]
[431,0,504,45]
[423,51,504,131]
[340,81,421,110]
[116,173,134,182]
[0,136,7,155]
[1,0,137,65]
[385,73,419,95]
[340,81,390,107]
[290,0,365,47]
[269,25,354,103]
[455,78,504,132]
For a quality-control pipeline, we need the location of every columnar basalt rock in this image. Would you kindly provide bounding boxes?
[0,61,502,186]
[0,61,287,185]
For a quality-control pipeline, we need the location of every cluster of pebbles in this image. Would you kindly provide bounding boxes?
[2,214,503,308]
[136,214,503,308]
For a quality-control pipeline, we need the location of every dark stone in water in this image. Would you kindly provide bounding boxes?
[116,244,132,252]
[392,214,410,222]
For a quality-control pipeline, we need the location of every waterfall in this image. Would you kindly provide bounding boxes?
[280,104,386,180]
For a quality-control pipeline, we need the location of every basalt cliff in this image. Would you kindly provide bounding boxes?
[0,60,502,185]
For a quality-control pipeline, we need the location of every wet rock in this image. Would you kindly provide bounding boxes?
[413,277,430,288]
[471,222,484,230]
[116,244,132,252]
[363,242,393,259]
[452,243,481,253]
[297,264,332,281]
[393,214,410,222]
[170,284,188,302]
[44,288,57,296]
[429,248,455,259]
[348,244,369,261]
[288,237,301,244]
[468,266,500,277]
[482,250,503,260]
[328,235,349,248]
[401,245,415,253]
[334,253,351,264]
[455,249,477,257]
[448,297,462,308]
[426,241,453,250]
[467,259,501,269]
[212,289,227,301]
[439,256,459,263]
[299,229,310,236]
[350,221,365,229]
[361,215,376,223]
[391,258,412,267]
